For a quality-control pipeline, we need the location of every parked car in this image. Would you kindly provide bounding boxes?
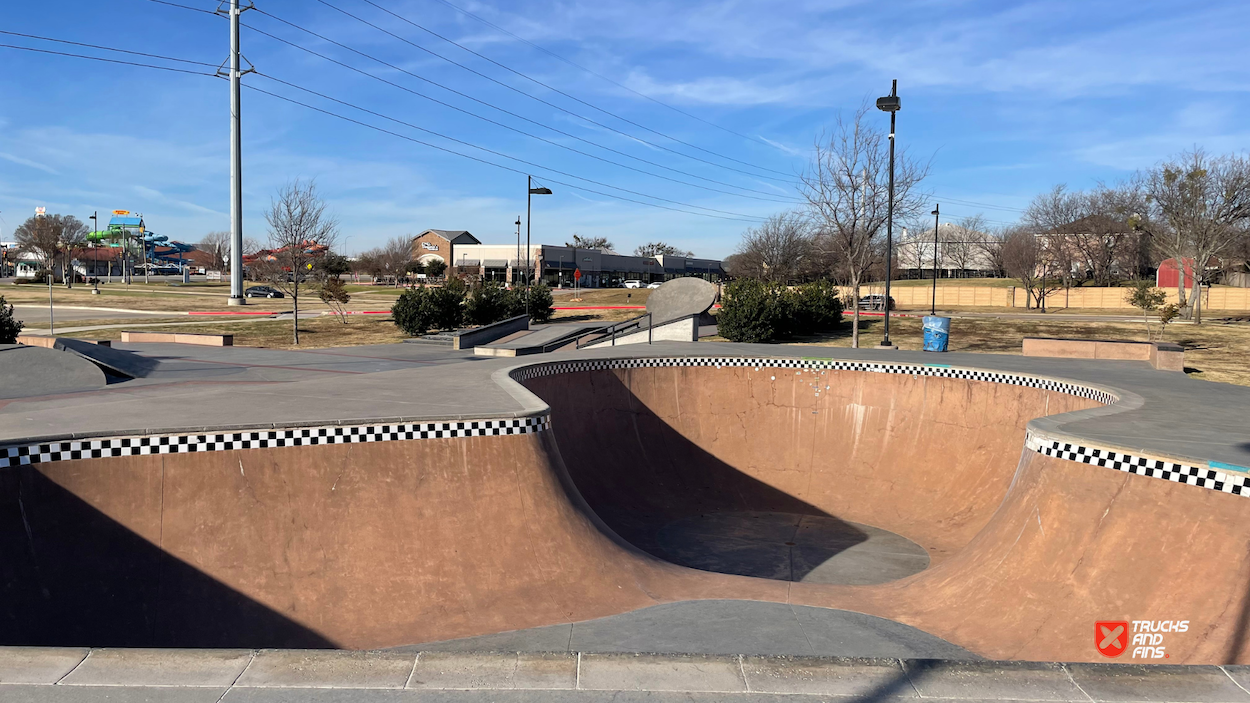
[623,280,643,289]
[857,294,896,311]
[646,281,662,289]
[244,285,285,298]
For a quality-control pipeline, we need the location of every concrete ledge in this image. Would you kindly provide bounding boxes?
[0,646,88,684]
[452,314,530,350]
[15,336,110,348]
[4,649,1250,699]
[1023,337,1184,372]
[120,331,233,346]
[408,652,576,689]
[234,649,414,689]
[577,653,746,692]
[60,648,252,687]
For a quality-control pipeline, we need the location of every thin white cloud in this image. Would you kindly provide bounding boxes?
[0,152,60,175]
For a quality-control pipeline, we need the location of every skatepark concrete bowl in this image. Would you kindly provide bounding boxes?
[2,345,1249,664]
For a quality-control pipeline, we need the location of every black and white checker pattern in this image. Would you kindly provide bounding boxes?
[0,416,549,470]
[1026,433,1250,498]
[510,356,1116,405]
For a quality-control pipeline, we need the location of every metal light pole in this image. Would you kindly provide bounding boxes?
[514,216,521,287]
[526,176,552,316]
[220,0,253,305]
[875,80,901,349]
[931,204,940,315]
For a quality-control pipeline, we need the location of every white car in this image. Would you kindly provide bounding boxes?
[623,280,643,289]
[646,282,662,289]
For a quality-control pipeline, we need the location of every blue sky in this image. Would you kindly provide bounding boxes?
[1,0,1247,258]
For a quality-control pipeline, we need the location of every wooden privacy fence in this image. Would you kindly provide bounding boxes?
[837,285,1250,311]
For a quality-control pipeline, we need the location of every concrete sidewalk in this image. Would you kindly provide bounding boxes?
[3,648,1249,701]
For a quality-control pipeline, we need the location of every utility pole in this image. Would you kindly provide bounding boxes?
[220,0,254,305]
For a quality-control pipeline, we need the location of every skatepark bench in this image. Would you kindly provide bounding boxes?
[120,331,234,346]
[15,336,111,348]
[1022,337,1183,371]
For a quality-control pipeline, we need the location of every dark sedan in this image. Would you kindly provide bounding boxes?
[244,285,285,298]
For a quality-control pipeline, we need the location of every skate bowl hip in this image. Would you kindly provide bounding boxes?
[1,350,1247,664]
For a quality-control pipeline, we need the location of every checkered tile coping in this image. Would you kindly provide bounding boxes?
[513,356,1247,499]
[0,417,549,470]
[510,356,1116,405]
[1026,433,1250,498]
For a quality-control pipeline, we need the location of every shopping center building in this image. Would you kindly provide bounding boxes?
[411,231,723,288]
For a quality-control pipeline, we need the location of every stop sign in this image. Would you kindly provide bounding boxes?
[574,268,582,281]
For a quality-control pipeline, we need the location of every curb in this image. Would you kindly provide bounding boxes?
[2,648,1248,698]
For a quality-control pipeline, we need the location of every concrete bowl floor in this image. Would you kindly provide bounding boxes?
[654,511,930,585]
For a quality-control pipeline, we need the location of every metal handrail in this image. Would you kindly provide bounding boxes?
[574,313,652,350]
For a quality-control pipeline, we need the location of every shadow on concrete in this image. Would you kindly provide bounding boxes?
[528,370,871,582]
[0,465,333,648]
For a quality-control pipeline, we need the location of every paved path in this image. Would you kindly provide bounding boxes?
[12,305,178,324]
[3,648,1247,702]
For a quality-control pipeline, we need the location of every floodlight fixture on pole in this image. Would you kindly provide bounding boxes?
[930,204,940,315]
[876,79,900,349]
[514,216,521,287]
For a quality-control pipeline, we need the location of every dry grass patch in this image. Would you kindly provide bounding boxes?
[69,315,408,350]
[710,314,1250,387]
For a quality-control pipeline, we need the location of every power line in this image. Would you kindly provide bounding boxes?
[259,2,796,184]
[245,84,766,222]
[0,29,219,66]
[239,20,798,204]
[352,0,795,177]
[0,38,767,223]
[0,42,216,76]
[251,72,770,220]
[147,0,218,15]
[424,0,785,154]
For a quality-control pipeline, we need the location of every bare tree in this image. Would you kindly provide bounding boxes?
[976,227,1009,278]
[1141,149,1250,323]
[379,236,412,287]
[634,241,694,258]
[565,234,614,251]
[945,215,987,277]
[1024,184,1145,287]
[1001,226,1065,309]
[800,104,929,347]
[731,211,816,283]
[260,180,340,344]
[14,214,87,284]
[198,231,230,271]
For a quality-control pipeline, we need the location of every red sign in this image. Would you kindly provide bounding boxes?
[574,268,582,281]
[1096,621,1129,657]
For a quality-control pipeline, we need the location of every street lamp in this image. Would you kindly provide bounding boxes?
[931,203,940,315]
[876,79,900,349]
[526,175,552,316]
[514,216,521,287]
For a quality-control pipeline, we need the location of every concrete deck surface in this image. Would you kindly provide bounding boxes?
[3,341,1248,471]
[4,647,1250,702]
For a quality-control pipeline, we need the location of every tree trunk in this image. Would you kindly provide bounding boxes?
[293,282,300,345]
[851,280,861,349]
[1176,262,1190,317]
[1191,274,1202,325]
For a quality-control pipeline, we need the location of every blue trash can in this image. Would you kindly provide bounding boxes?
[922,315,951,352]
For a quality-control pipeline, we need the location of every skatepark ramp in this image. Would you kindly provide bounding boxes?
[1,351,1248,663]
